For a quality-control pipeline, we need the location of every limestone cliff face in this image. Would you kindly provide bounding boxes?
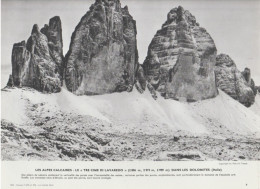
[65,0,138,95]
[143,6,218,101]
[215,54,255,107]
[10,41,31,87]
[41,16,64,81]
[7,17,64,93]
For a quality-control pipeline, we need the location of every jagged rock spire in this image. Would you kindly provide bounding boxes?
[7,16,64,93]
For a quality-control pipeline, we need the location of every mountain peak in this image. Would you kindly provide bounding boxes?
[31,24,40,34]
[165,6,197,26]
[65,0,138,95]
[143,6,217,102]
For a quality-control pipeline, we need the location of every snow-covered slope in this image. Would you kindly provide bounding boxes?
[190,90,260,134]
[250,93,260,117]
[2,87,260,161]
[2,87,260,135]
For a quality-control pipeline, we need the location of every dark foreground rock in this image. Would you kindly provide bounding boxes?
[143,6,218,101]
[7,17,64,93]
[65,0,138,95]
[215,54,255,107]
[256,86,260,93]
[135,64,146,93]
[242,68,257,96]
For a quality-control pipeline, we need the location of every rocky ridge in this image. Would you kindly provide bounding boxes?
[5,1,259,104]
[215,54,255,107]
[7,17,64,93]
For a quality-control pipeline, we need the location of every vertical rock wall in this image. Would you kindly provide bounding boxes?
[65,0,138,95]
[7,17,64,93]
[143,6,218,101]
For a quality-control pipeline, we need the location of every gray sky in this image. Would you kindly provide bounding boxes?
[1,0,260,87]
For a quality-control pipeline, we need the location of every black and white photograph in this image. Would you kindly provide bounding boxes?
[1,0,260,161]
[1,0,260,187]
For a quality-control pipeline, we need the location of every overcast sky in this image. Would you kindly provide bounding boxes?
[1,0,260,87]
